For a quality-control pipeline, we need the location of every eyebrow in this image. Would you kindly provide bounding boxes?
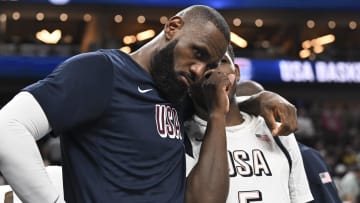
[193,40,225,68]
[193,45,211,61]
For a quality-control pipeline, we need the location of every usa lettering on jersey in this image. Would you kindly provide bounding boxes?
[155,104,182,140]
[228,149,272,177]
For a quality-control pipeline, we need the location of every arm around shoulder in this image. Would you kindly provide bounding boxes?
[238,91,298,136]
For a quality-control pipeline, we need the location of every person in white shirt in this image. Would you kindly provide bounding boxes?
[339,164,360,203]
[185,45,314,203]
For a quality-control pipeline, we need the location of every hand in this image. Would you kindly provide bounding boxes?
[200,70,235,116]
[4,191,13,203]
[256,91,298,136]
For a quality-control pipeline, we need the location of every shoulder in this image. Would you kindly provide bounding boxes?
[64,50,111,65]
[298,143,322,159]
[55,50,124,81]
[53,50,113,77]
[62,49,134,70]
[298,144,330,172]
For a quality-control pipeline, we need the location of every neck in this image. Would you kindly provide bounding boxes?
[129,32,164,73]
[226,101,244,126]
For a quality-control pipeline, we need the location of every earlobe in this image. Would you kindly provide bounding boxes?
[164,16,184,40]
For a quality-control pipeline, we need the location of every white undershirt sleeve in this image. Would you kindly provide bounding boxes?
[0,91,64,203]
[235,96,252,104]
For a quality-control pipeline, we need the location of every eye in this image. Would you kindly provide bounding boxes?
[193,48,203,59]
[192,46,210,61]
[220,58,230,65]
[220,59,228,64]
[206,62,219,71]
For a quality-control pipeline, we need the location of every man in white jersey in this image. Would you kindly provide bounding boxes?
[185,46,313,203]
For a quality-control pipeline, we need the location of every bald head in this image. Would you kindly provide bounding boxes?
[176,5,230,44]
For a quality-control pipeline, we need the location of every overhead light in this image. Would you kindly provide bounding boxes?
[59,13,68,22]
[36,29,62,44]
[12,12,20,21]
[299,34,334,58]
[137,15,146,24]
[233,18,241,27]
[306,20,315,29]
[123,35,136,44]
[159,16,168,24]
[312,34,335,46]
[83,13,92,22]
[120,46,131,54]
[255,19,263,27]
[303,34,335,48]
[328,20,336,29]
[230,32,247,48]
[299,49,311,58]
[36,12,45,21]
[114,15,123,23]
[313,45,324,54]
[349,21,357,30]
[49,0,70,5]
[136,29,155,41]
[302,40,312,49]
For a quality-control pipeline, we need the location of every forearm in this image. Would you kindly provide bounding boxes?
[186,113,229,203]
[0,92,61,203]
[238,90,298,136]
[237,91,263,116]
[0,123,59,203]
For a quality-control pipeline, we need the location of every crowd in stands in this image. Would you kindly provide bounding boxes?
[295,99,360,202]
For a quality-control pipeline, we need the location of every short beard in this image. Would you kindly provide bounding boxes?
[150,40,188,104]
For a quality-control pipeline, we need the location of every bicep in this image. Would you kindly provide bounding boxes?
[25,52,113,133]
[0,91,51,140]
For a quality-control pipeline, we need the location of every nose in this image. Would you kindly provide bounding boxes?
[189,62,207,79]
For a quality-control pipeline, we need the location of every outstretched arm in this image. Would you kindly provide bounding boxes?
[186,71,235,203]
[236,81,298,136]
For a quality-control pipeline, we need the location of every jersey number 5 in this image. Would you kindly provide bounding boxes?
[238,190,262,202]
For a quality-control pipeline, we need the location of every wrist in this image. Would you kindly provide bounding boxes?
[208,112,226,123]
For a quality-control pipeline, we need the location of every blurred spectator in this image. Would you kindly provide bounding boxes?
[333,163,347,194]
[296,106,316,146]
[339,163,360,203]
[341,145,358,166]
[320,102,345,146]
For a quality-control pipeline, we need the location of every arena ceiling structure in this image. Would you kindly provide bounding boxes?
[1,0,359,61]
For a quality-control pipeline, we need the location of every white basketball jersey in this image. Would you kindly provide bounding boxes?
[185,112,313,203]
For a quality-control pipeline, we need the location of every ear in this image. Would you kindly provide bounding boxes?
[234,64,240,82]
[164,16,184,40]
